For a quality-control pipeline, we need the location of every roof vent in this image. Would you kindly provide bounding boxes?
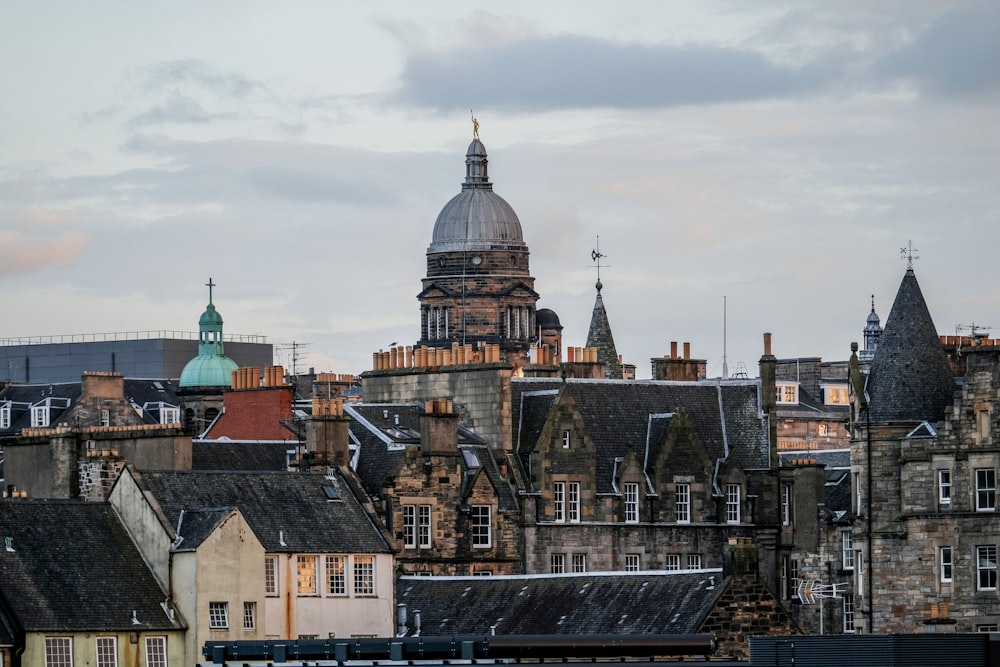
[4,537,13,552]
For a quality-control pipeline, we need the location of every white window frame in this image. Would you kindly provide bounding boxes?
[264,556,278,596]
[625,554,641,572]
[550,553,565,574]
[402,505,416,548]
[417,505,432,548]
[297,555,318,596]
[854,472,863,515]
[572,553,587,573]
[976,468,996,511]
[568,482,581,523]
[471,505,491,547]
[624,482,639,523]
[855,551,865,596]
[326,555,346,596]
[825,386,848,405]
[96,636,117,667]
[561,429,571,448]
[938,469,952,506]
[725,484,741,523]
[842,530,854,570]
[31,404,49,428]
[208,601,229,629]
[45,637,73,667]
[687,554,702,570]
[781,485,792,526]
[0,403,10,429]
[100,408,110,427]
[160,406,180,424]
[977,544,997,591]
[777,383,798,404]
[940,546,953,583]
[353,555,375,596]
[553,482,566,523]
[243,601,257,630]
[145,637,167,667]
[675,483,690,523]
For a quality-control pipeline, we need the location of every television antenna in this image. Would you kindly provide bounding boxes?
[275,341,310,376]
[797,580,848,635]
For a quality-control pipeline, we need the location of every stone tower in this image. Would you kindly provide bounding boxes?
[417,129,539,368]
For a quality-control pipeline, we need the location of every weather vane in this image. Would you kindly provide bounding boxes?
[900,240,919,270]
[590,236,608,291]
[206,277,216,305]
[471,110,479,140]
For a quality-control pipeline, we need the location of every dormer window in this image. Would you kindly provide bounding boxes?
[31,405,49,427]
[0,403,10,429]
[776,383,798,404]
[824,385,849,405]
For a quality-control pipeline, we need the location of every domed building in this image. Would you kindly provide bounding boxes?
[417,127,539,367]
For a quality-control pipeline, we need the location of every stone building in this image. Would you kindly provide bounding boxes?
[849,266,999,633]
[416,128,540,369]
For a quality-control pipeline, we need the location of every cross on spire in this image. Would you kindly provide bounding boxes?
[206,277,216,305]
[590,236,608,292]
[900,240,919,270]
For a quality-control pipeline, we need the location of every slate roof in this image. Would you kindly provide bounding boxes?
[136,469,390,554]
[173,507,239,551]
[864,269,956,423]
[397,571,723,635]
[192,441,291,471]
[514,378,771,493]
[585,288,623,379]
[0,500,180,632]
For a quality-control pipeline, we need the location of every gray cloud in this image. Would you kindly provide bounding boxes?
[394,34,833,111]
[874,5,1000,96]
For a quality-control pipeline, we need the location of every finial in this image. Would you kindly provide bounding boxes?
[900,240,919,271]
[590,236,608,292]
[205,278,216,305]
[871,294,875,313]
[471,110,479,141]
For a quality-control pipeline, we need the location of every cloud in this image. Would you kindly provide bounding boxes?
[0,231,88,275]
[874,5,1000,96]
[127,91,239,127]
[393,34,833,111]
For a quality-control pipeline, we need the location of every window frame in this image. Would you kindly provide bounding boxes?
[417,505,432,548]
[553,482,566,523]
[976,468,996,511]
[243,601,257,630]
[687,554,703,570]
[145,637,167,667]
[572,553,587,573]
[296,555,319,596]
[977,544,997,591]
[675,483,690,523]
[264,556,278,596]
[625,554,640,572]
[624,482,639,523]
[402,505,416,548]
[568,482,581,523]
[550,553,565,574]
[96,636,117,667]
[470,505,492,548]
[781,484,792,526]
[208,601,230,629]
[842,596,855,634]
[664,554,680,571]
[326,555,346,596]
[842,530,854,570]
[938,469,952,506]
[353,555,375,596]
[725,483,741,523]
[561,429,571,448]
[45,637,73,667]
[0,403,10,429]
[940,546,953,583]
[31,404,49,428]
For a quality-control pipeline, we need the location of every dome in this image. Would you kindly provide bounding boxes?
[179,354,239,388]
[536,308,562,330]
[200,303,224,326]
[428,138,527,254]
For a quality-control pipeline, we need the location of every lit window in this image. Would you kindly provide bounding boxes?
[31,405,49,428]
[145,637,167,667]
[825,386,849,405]
[418,505,432,548]
[553,482,565,523]
[781,485,792,526]
[940,546,953,583]
[726,484,741,523]
[550,553,565,573]
[471,505,491,548]
[687,554,702,570]
[842,530,854,570]
[326,555,346,596]
[402,505,416,548]
[243,601,257,630]
[664,554,680,571]
[624,483,639,523]
[625,554,641,571]
[842,596,855,634]
[818,423,829,436]
[675,483,690,523]
[572,553,587,573]
[354,555,375,596]
[264,556,278,596]
[561,430,571,448]
[568,482,581,523]
[208,601,229,628]
[297,555,318,595]
[938,469,952,506]
[976,469,996,511]
[977,545,997,590]
[96,637,117,667]
[777,384,798,404]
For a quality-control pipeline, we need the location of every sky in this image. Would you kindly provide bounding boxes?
[1,1,998,379]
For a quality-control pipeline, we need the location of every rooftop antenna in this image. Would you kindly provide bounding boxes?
[722,296,729,379]
[590,236,609,293]
[900,240,919,270]
[275,341,310,376]
[955,323,993,356]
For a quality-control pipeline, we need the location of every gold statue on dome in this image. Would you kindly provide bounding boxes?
[471,110,479,140]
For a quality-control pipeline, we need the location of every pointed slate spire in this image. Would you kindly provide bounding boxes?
[585,280,623,379]
[864,268,954,423]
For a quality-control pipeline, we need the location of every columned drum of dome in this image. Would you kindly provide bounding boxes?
[418,132,539,366]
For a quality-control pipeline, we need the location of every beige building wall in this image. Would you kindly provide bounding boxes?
[21,631,185,667]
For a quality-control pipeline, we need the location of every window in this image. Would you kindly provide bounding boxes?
[726,484,741,523]
[664,554,680,571]
[100,408,110,427]
[855,551,865,596]
[550,553,565,573]
[624,482,639,523]
[938,469,952,506]
[977,545,997,590]
[976,469,996,511]
[777,384,798,404]
[978,624,999,632]
[572,553,587,573]
[417,505,431,548]
[818,423,829,436]
[402,505,416,548]
[675,483,690,523]
[297,555,318,595]
[781,485,792,526]
[264,556,278,596]
[568,482,581,523]
[687,554,702,570]
[842,596,855,634]
[31,405,49,428]
[471,505,491,547]
[0,404,10,429]
[940,546,953,583]
[790,558,800,598]
[781,555,792,599]
[326,555,346,596]
[561,429,571,448]
[553,482,566,523]
[96,637,117,667]
[625,554,640,571]
[209,601,229,628]
[854,472,863,515]
[825,386,849,405]
[842,530,854,570]
[160,407,180,424]
[243,601,257,630]
[354,555,375,596]
[145,637,167,667]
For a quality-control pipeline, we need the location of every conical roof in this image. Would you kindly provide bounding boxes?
[864,269,954,423]
[585,281,623,379]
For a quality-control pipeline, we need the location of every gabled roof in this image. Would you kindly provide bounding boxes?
[514,378,771,493]
[0,500,180,632]
[864,269,955,423]
[136,469,390,554]
[174,506,240,551]
[397,571,723,635]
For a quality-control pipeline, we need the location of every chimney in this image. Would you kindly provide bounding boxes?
[420,398,459,455]
[306,398,351,467]
[759,333,778,468]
